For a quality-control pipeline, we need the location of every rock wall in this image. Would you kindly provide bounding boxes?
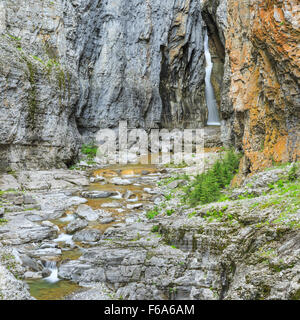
[231,0,300,174]
[202,0,300,175]
[64,0,206,135]
[0,0,80,170]
[0,0,207,170]
[1,0,299,173]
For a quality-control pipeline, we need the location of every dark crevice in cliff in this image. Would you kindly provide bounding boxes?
[201,11,225,63]
[159,45,172,129]
[219,262,235,300]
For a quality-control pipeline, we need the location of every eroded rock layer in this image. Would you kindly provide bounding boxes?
[224,0,299,174]
[1,0,299,175]
[0,1,80,170]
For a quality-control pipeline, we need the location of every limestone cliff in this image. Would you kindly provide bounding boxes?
[202,0,300,176]
[228,0,300,174]
[0,0,299,174]
[0,0,80,170]
[67,0,206,133]
[0,0,206,171]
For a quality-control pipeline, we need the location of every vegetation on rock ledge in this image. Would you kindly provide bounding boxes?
[184,150,241,206]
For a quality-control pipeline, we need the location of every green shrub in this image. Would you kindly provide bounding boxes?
[184,150,241,206]
[146,207,160,219]
[288,164,297,182]
[166,209,174,216]
[151,225,159,233]
[81,144,98,159]
[164,193,173,200]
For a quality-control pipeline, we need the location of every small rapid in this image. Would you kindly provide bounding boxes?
[27,163,159,299]
[44,261,59,284]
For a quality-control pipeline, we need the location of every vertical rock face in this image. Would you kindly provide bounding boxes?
[1,0,299,172]
[0,0,206,169]
[0,0,80,170]
[226,0,300,174]
[203,0,300,175]
[65,0,205,135]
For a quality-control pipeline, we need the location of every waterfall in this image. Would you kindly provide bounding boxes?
[204,29,221,126]
[44,261,59,283]
[54,233,74,246]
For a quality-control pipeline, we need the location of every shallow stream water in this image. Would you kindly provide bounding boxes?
[27,163,159,300]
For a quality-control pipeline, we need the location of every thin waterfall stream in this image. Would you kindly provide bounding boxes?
[44,261,59,284]
[204,29,221,126]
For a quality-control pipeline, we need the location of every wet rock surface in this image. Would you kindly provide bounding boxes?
[66,219,88,235]
[0,154,299,301]
[2,160,297,300]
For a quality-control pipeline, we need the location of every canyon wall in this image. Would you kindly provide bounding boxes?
[203,0,300,176]
[0,0,80,170]
[227,0,300,175]
[65,0,206,134]
[0,0,206,170]
[0,0,299,173]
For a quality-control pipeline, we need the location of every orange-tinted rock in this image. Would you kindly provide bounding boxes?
[226,0,300,173]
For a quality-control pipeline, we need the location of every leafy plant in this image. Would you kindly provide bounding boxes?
[81,144,98,159]
[166,209,174,216]
[146,207,160,219]
[151,225,159,233]
[188,211,197,218]
[288,164,297,182]
[164,193,173,201]
[184,150,241,206]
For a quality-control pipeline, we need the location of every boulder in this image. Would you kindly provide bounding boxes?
[73,229,102,243]
[66,219,88,234]
[76,204,99,222]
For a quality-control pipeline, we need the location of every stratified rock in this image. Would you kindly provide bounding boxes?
[76,205,99,222]
[0,0,206,171]
[66,219,88,235]
[0,213,59,245]
[0,265,34,300]
[0,5,80,170]
[167,179,187,189]
[99,217,115,225]
[101,202,121,208]
[23,271,43,280]
[73,229,102,243]
[81,191,114,199]
[127,203,143,210]
[19,254,42,272]
[0,175,20,191]
[29,248,62,259]
[109,178,132,186]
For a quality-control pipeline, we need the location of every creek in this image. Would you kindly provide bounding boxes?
[26,163,159,300]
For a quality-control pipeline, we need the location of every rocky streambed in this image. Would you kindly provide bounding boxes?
[0,161,180,299]
[0,156,299,300]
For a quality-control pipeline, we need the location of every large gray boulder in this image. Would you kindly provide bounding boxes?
[76,204,99,222]
[73,229,102,243]
[66,218,88,234]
